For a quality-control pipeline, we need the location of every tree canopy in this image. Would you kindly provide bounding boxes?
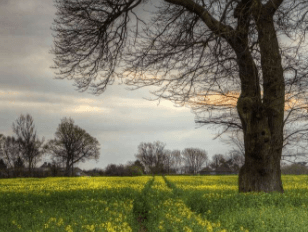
[12,114,45,176]
[46,117,100,176]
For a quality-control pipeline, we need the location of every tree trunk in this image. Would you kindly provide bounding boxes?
[72,161,74,177]
[237,90,284,192]
[28,157,33,177]
[237,11,284,193]
[65,159,70,177]
[237,97,284,192]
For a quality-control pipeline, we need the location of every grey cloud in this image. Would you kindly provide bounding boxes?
[0,0,233,171]
[0,0,9,6]
[0,1,55,37]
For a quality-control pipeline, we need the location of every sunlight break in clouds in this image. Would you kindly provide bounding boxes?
[68,105,111,114]
[188,91,307,111]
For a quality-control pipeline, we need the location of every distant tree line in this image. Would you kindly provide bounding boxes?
[103,141,245,176]
[0,114,307,178]
[100,141,308,176]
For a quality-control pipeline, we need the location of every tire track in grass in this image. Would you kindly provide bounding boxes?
[132,177,154,232]
[133,176,175,231]
[133,176,227,231]
[162,175,227,232]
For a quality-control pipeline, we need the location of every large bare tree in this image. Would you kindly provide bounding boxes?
[46,117,100,176]
[12,114,45,176]
[51,0,308,192]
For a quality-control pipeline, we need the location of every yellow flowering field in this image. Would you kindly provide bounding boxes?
[141,176,227,232]
[0,176,151,232]
[0,175,307,231]
[164,175,308,232]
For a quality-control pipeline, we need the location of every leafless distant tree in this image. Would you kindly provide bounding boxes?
[46,117,100,176]
[182,148,208,174]
[126,160,145,176]
[0,136,24,177]
[0,136,17,170]
[281,163,308,175]
[220,151,245,172]
[219,129,245,158]
[0,158,6,171]
[170,149,183,174]
[105,164,128,176]
[105,164,118,176]
[135,141,166,174]
[0,134,6,164]
[227,151,245,168]
[51,0,308,192]
[12,114,45,177]
[163,149,177,174]
[209,154,225,170]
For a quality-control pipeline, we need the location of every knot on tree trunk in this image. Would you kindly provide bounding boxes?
[237,95,254,127]
[237,95,271,147]
[237,96,283,193]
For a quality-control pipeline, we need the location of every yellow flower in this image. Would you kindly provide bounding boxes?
[48,217,57,223]
[207,224,213,232]
[65,225,73,232]
[57,218,64,226]
[83,224,95,232]
[183,226,193,232]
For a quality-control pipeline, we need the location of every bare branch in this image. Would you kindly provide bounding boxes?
[164,0,236,42]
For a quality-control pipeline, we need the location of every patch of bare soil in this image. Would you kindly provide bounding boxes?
[137,213,147,232]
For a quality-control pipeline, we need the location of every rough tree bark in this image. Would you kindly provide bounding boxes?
[235,1,284,192]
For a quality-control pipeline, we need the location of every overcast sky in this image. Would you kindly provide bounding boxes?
[0,0,242,171]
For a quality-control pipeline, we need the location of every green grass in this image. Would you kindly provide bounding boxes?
[164,175,308,232]
[0,175,307,231]
[0,176,151,232]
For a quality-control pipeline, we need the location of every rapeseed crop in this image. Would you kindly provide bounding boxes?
[1,175,307,231]
[0,176,151,231]
[165,175,308,232]
[143,176,227,232]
